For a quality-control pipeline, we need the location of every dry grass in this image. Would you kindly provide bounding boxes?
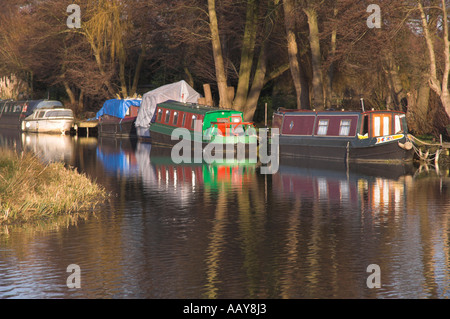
[0,148,107,225]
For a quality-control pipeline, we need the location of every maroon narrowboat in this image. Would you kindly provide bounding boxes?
[272,108,414,163]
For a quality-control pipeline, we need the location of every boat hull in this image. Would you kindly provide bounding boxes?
[0,113,24,129]
[150,129,257,160]
[21,119,74,134]
[278,135,414,163]
[98,116,137,138]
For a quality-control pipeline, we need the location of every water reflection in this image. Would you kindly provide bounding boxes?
[271,158,450,298]
[21,133,73,163]
[0,128,450,298]
[97,137,139,177]
[273,158,416,224]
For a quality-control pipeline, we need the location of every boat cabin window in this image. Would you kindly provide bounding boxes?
[383,116,390,135]
[362,115,369,136]
[46,110,73,118]
[182,113,186,127]
[373,116,380,136]
[339,120,351,136]
[317,119,328,135]
[394,114,402,133]
[372,113,391,137]
[191,115,197,130]
[157,108,163,122]
[173,112,179,125]
[36,110,46,119]
[164,110,171,123]
[231,115,242,123]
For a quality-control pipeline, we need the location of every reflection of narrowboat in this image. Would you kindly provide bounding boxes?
[96,136,139,176]
[149,101,257,154]
[272,108,414,163]
[21,107,74,134]
[0,99,64,129]
[149,145,257,191]
[272,157,414,214]
[96,98,142,137]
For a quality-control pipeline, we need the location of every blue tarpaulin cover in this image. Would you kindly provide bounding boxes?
[96,99,142,119]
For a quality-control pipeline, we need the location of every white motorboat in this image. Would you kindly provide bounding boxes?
[21,107,74,134]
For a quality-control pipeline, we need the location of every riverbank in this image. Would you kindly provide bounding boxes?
[0,149,107,225]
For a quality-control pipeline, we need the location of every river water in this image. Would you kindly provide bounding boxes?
[0,129,449,299]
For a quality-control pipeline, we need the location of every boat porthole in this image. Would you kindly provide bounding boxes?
[289,121,294,130]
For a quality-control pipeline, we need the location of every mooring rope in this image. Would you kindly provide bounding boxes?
[408,134,443,162]
[408,134,442,147]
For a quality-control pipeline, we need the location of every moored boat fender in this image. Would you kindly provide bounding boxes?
[398,141,413,150]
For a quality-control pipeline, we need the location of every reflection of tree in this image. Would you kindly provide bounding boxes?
[280,198,301,298]
[203,165,265,298]
[203,184,227,299]
[405,174,450,297]
[236,171,266,298]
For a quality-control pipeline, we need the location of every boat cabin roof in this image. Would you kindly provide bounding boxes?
[157,100,243,116]
[30,108,73,119]
[275,107,405,116]
[274,107,408,138]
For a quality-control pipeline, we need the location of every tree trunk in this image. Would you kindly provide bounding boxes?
[233,0,258,111]
[243,45,268,121]
[208,0,231,108]
[130,45,146,97]
[92,48,116,97]
[384,52,406,110]
[440,0,450,118]
[184,66,194,88]
[63,80,76,106]
[299,63,310,108]
[407,75,431,135]
[283,0,303,109]
[119,47,128,98]
[304,7,324,110]
[325,7,338,108]
[78,89,84,113]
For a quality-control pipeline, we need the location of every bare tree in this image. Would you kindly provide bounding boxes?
[283,0,304,109]
[418,0,450,120]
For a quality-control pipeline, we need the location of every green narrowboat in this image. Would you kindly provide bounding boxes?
[149,100,257,155]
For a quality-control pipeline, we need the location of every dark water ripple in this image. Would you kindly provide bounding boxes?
[1,130,449,298]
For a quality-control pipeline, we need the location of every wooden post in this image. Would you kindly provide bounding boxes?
[203,84,213,106]
[265,102,268,127]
